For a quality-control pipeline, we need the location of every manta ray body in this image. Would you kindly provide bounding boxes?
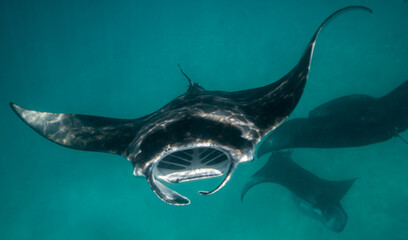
[10,6,371,205]
[242,151,356,232]
[258,80,408,157]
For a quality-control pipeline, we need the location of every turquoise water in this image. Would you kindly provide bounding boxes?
[1,0,408,239]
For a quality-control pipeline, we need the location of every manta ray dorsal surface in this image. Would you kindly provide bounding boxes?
[10,6,371,205]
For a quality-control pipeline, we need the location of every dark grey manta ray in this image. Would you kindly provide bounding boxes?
[9,6,371,205]
[258,80,408,157]
[241,151,356,232]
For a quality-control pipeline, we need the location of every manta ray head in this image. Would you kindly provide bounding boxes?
[127,114,255,205]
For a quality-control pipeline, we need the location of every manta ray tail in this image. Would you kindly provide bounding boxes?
[397,134,408,145]
[177,64,204,92]
[177,64,194,87]
[9,102,145,155]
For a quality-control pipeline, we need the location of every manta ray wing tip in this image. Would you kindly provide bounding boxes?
[9,102,18,111]
[9,102,26,119]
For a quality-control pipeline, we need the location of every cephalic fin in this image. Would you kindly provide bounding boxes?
[198,162,237,196]
[147,173,190,205]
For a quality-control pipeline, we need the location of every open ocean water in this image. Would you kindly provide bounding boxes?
[1,0,408,239]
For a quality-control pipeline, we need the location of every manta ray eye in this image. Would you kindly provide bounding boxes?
[154,147,230,183]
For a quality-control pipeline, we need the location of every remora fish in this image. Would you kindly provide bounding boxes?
[258,80,408,157]
[10,6,371,205]
[241,151,356,232]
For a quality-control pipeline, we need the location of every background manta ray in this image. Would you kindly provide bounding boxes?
[258,79,408,157]
[10,6,371,205]
[241,151,356,232]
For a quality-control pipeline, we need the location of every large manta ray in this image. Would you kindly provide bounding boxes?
[258,80,408,157]
[10,6,371,205]
[241,151,356,232]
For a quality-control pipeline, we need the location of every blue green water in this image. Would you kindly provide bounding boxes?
[1,0,408,239]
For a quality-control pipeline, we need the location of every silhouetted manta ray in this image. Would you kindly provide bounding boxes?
[258,80,408,157]
[9,6,371,205]
[242,151,356,232]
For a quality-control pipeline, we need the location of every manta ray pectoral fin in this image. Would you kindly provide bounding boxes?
[227,6,372,135]
[279,6,373,97]
[326,178,357,203]
[241,151,293,201]
[240,177,266,202]
[295,5,372,71]
[10,102,145,155]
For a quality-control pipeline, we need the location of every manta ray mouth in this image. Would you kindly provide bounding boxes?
[147,146,237,205]
[154,147,230,183]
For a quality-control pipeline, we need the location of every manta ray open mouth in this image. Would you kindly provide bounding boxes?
[154,147,230,183]
[145,146,234,205]
[136,136,245,205]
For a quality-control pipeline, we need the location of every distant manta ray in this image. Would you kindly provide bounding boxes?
[258,80,408,157]
[10,6,371,205]
[242,151,356,232]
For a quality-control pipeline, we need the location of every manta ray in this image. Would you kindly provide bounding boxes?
[241,151,356,232]
[10,6,371,205]
[258,80,408,157]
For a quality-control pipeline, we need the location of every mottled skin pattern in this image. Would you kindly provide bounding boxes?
[241,151,356,232]
[258,80,408,157]
[10,6,371,205]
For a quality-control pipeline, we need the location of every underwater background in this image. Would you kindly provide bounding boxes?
[1,0,408,239]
